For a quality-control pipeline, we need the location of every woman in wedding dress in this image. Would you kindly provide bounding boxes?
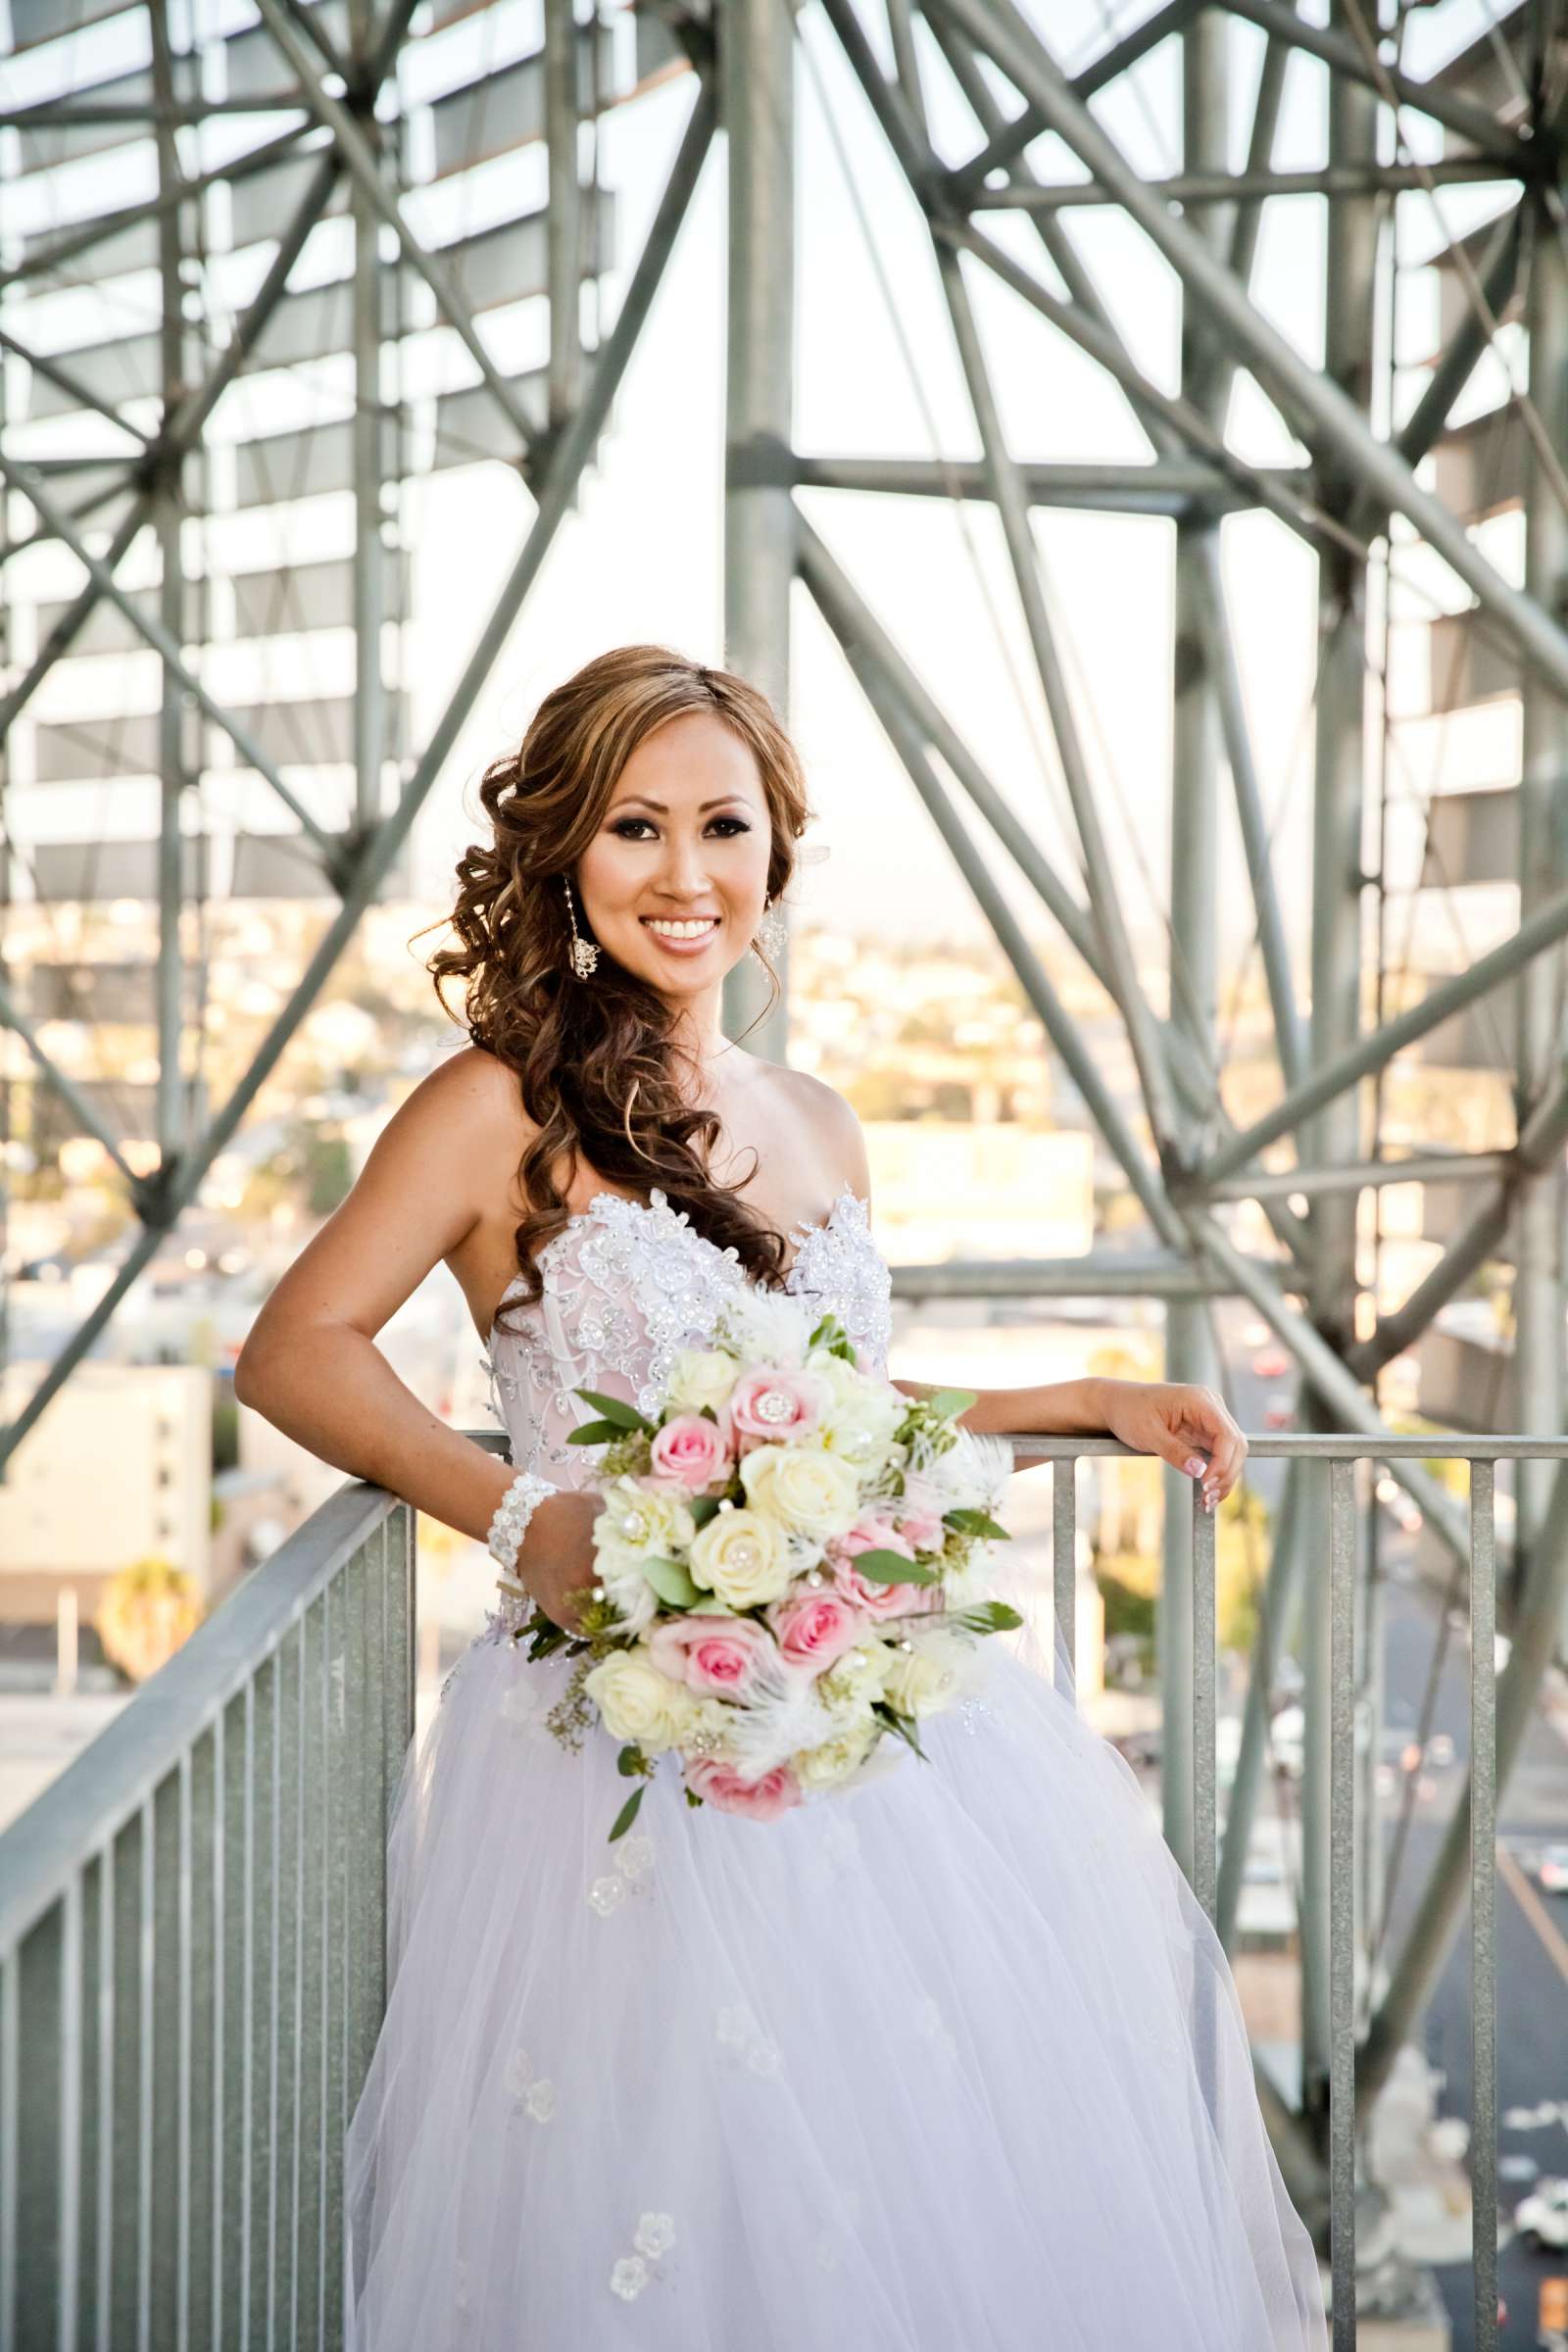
[236,643,1328,2349]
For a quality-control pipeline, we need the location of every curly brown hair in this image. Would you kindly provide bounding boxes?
[422,644,816,1338]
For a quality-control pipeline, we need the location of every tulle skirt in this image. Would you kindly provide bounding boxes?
[343,1544,1329,2351]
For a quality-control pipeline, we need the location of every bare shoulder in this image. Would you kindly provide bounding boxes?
[768,1063,872,1203]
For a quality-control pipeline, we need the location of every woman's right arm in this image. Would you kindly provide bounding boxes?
[231,1048,600,1634]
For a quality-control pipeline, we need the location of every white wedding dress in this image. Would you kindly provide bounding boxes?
[343,1185,1329,2349]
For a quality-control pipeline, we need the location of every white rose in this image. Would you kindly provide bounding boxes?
[664,1348,739,1417]
[793,1712,882,1791]
[688,1506,792,1607]
[818,1638,896,1709]
[593,1475,696,1565]
[806,1350,906,1455]
[738,1445,861,1544]
[583,1650,691,1751]
[879,1629,977,1719]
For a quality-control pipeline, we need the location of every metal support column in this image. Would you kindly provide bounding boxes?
[149,3,194,1163]
[1300,0,1379,2125]
[350,0,387,838]
[1162,3,1230,1884]
[1517,148,1568,1633]
[720,0,794,1063]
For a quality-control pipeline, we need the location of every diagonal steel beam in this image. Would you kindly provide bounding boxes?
[806,542,1191,1250]
[868,17,1185,1156]
[927,0,1568,701]
[1199,879,1568,1187]
[0,982,141,1188]
[944,216,1343,560]
[252,0,546,462]
[1188,1211,1472,1572]
[1395,201,1525,475]
[1220,0,1539,163]
[0,328,153,446]
[1,79,718,1471]
[949,0,1202,196]
[0,456,341,861]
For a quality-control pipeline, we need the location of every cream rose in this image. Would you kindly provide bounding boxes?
[737,1444,861,1544]
[804,1350,906,1470]
[878,1629,975,1719]
[664,1347,740,1417]
[818,1637,896,1709]
[688,1506,792,1608]
[793,1712,882,1791]
[583,1650,691,1752]
[592,1475,697,1566]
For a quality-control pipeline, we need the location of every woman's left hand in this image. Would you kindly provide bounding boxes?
[1097,1380,1248,1512]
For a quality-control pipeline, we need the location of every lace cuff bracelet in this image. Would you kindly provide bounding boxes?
[487,1468,559,1617]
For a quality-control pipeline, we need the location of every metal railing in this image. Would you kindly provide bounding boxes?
[0,1428,1554,2349]
[0,1480,417,2352]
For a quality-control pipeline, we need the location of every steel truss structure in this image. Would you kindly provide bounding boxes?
[4,0,1568,2304]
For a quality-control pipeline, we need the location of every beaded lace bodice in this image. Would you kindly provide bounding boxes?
[479,1185,893,1487]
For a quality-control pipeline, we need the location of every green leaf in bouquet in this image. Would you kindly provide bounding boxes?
[852,1547,941,1587]
[572,1386,656,1434]
[685,1787,705,1808]
[925,1388,978,1422]
[951,1600,1024,1635]
[616,1741,648,1778]
[608,1785,646,1841]
[943,1505,1011,1542]
[872,1699,929,1761]
[640,1554,704,1608]
[565,1418,628,1446]
[688,1495,723,1529]
[808,1311,857,1362]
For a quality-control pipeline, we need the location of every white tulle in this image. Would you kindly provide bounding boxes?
[343,1193,1329,2347]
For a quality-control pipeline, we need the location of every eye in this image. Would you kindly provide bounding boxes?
[608,816,753,839]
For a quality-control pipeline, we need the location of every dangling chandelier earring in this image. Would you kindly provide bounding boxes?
[563,875,599,978]
[753,899,787,961]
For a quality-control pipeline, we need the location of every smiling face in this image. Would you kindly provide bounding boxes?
[573,709,774,1002]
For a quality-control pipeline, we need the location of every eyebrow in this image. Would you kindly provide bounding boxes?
[612,795,750,813]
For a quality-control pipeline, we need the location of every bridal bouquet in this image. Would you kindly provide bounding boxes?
[513,1284,1021,1839]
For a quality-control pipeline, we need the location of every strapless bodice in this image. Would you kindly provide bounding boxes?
[478,1185,893,1485]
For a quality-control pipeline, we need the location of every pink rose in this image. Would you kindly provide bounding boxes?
[896,1509,945,1551]
[833,1512,913,1563]
[830,1559,944,1622]
[649,1412,731,1493]
[723,1366,825,1453]
[764,1591,869,1675]
[647,1612,780,1699]
[684,1755,804,1822]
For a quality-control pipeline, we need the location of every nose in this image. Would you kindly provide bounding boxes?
[654,833,714,903]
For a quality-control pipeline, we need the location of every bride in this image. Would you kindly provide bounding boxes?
[235,643,1328,2348]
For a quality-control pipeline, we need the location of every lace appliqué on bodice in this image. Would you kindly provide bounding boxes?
[478,1185,892,1493]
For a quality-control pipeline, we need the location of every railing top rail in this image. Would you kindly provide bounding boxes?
[1003,1432,1568,1460]
[0,1478,402,1955]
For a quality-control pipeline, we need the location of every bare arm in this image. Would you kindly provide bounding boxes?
[232,1048,598,1630]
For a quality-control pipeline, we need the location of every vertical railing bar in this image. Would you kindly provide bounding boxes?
[212,1703,226,2352]
[319,1578,333,2350]
[292,1613,307,2352]
[268,1647,281,2352]
[1052,1454,1076,1694]
[241,1677,256,2352]
[96,1837,115,2352]
[138,1794,155,2352]
[59,1875,84,2351]
[1192,1484,1217,1925]
[0,1947,16,2352]
[1470,1457,1498,2352]
[176,1749,192,2352]
[1329,1456,1356,2351]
